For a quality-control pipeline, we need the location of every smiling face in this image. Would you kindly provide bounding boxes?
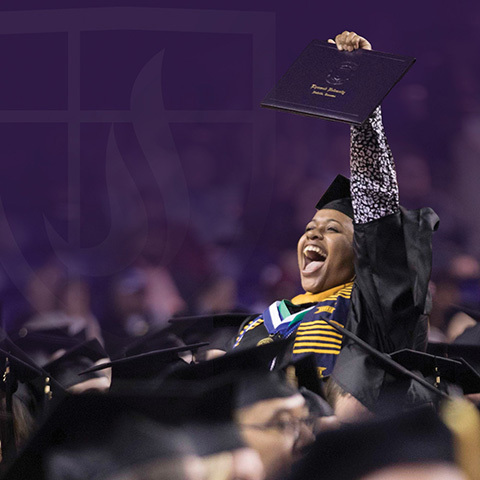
[297,209,355,294]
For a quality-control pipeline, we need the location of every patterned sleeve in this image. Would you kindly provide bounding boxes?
[349,107,400,224]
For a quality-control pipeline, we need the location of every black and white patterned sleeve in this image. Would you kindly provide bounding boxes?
[350,107,400,224]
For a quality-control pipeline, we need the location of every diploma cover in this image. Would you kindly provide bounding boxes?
[261,40,415,125]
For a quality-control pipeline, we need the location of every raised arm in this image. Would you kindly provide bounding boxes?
[329,31,400,224]
[329,32,439,411]
[350,107,399,223]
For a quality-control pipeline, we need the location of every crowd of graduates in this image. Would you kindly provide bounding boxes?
[0,303,479,479]
[1,30,480,480]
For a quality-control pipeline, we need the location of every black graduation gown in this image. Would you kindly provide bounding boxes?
[332,206,439,410]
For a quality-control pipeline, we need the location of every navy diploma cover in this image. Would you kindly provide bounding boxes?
[261,40,415,125]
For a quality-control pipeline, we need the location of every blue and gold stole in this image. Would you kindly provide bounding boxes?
[234,282,353,377]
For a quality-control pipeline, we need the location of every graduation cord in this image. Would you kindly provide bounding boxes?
[320,317,450,401]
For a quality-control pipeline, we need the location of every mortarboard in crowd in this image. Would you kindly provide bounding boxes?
[3,377,247,479]
[81,342,207,393]
[121,312,254,360]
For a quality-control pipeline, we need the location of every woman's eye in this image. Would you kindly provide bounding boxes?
[327,226,339,232]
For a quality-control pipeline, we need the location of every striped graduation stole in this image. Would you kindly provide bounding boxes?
[233,282,353,377]
[291,283,352,377]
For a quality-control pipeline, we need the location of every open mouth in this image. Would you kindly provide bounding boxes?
[303,245,326,273]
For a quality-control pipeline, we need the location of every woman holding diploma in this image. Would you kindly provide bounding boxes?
[234,31,438,416]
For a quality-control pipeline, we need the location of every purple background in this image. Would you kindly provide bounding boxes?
[0,1,479,331]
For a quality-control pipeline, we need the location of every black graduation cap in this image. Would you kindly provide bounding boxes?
[122,327,184,357]
[0,329,45,365]
[169,310,254,335]
[121,312,253,358]
[3,394,200,480]
[428,342,480,374]
[0,330,68,466]
[390,348,480,395]
[317,315,449,411]
[10,327,88,365]
[0,349,43,386]
[80,342,208,393]
[0,350,43,402]
[130,378,246,456]
[287,406,455,480]
[166,339,300,408]
[0,332,65,406]
[5,379,246,479]
[0,349,43,464]
[315,174,353,219]
[168,337,292,380]
[235,369,300,409]
[42,339,109,391]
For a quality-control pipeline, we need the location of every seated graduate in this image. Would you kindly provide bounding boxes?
[4,378,266,480]
[233,31,439,414]
[165,340,319,480]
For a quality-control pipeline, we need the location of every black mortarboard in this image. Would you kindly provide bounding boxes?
[320,316,449,410]
[0,349,43,386]
[3,394,199,480]
[0,349,43,464]
[0,333,57,397]
[168,338,292,381]
[42,339,109,391]
[390,348,480,395]
[6,376,247,479]
[0,331,66,416]
[81,343,208,393]
[287,406,455,480]
[315,174,353,219]
[0,349,43,403]
[167,339,300,408]
[235,369,300,408]
[169,311,254,340]
[427,342,480,377]
[122,327,184,357]
[132,378,246,455]
[121,312,253,358]
[10,327,88,366]
[0,329,47,366]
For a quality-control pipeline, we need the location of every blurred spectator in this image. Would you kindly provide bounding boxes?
[452,113,480,259]
[429,253,480,342]
[395,149,470,271]
[12,259,102,343]
[22,259,64,321]
[125,188,214,313]
[429,273,461,338]
[100,266,186,357]
[194,275,239,315]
